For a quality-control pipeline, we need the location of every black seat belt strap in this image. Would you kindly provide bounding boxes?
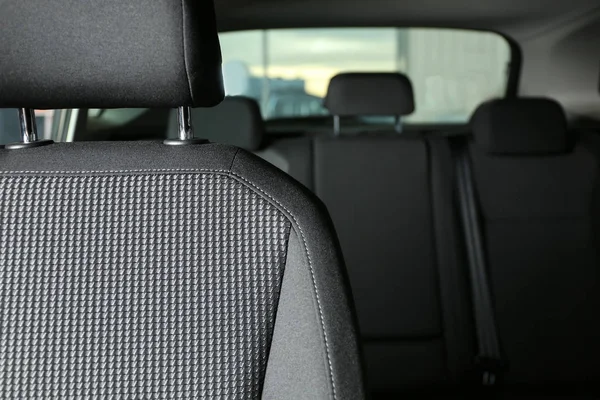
[454,143,507,386]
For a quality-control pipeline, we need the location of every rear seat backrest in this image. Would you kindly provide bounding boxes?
[468,99,600,387]
[319,73,475,395]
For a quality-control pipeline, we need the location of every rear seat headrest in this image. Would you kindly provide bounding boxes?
[324,73,415,116]
[471,98,569,155]
[169,96,264,151]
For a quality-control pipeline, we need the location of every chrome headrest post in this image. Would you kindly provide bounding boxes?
[394,116,403,134]
[333,115,341,136]
[164,106,208,146]
[178,105,194,140]
[4,108,53,150]
[19,108,39,143]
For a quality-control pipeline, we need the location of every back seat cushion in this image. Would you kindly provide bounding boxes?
[315,137,440,337]
[470,143,600,384]
[314,136,447,389]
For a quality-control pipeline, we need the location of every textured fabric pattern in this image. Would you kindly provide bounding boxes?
[0,172,291,399]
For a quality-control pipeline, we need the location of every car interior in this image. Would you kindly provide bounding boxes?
[1,0,600,399]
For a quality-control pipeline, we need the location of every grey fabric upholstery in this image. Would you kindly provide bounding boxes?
[231,149,365,400]
[0,169,290,399]
[262,230,333,399]
[324,73,415,116]
[0,0,223,108]
[168,96,264,150]
[0,142,366,399]
[471,98,569,155]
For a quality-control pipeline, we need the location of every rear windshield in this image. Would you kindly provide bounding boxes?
[220,28,511,123]
[0,109,55,145]
[0,28,511,144]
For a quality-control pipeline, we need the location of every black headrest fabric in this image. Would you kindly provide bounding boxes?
[0,0,223,109]
[324,73,415,116]
[168,96,264,150]
[471,98,569,155]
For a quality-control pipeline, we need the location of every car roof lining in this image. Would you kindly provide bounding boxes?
[214,0,600,41]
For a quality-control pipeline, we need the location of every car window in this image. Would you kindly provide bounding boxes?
[0,109,20,144]
[44,27,512,141]
[0,109,56,145]
[220,28,511,123]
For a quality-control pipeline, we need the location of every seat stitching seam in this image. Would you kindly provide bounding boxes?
[180,0,194,104]
[0,168,230,175]
[229,148,240,172]
[0,167,338,399]
[228,170,337,400]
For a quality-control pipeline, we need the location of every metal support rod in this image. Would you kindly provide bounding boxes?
[178,106,195,140]
[333,115,341,136]
[18,108,39,143]
[261,29,270,114]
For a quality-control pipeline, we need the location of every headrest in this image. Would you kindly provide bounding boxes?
[168,96,264,150]
[0,0,223,109]
[324,73,415,116]
[471,98,569,155]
